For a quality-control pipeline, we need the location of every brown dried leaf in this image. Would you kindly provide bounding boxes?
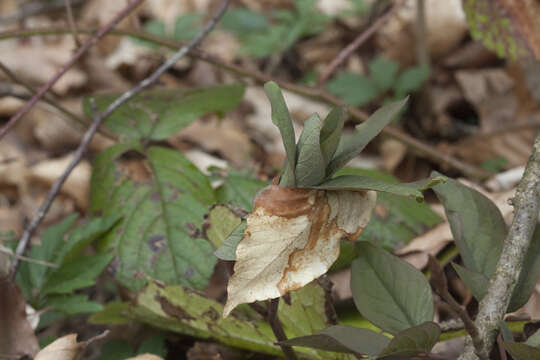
[223,186,375,317]
[0,277,40,359]
[34,331,108,360]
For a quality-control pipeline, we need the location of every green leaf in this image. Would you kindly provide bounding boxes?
[173,13,203,40]
[526,328,540,347]
[90,144,217,291]
[315,174,444,201]
[295,114,325,186]
[377,322,440,359]
[369,56,399,92]
[320,107,345,166]
[137,333,167,357]
[83,84,244,141]
[46,294,103,315]
[221,8,269,34]
[499,320,514,342]
[281,325,390,356]
[452,263,488,301]
[325,98,408,177]
[214,168,267,211]
[326,72,379,107]
[509,224,540,311]
[393,65,430,98]
[351,242,434,334]
[264,81,296,186]
[214,220,245,261]
[433,173,506,278]
[89,301,130,325]
[131,20,166,49]
[100,340,134,360]
[503,341,540,360]
[42,253,113,294]
[204,205,242,249]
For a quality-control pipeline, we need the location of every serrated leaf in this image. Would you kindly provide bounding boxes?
[42,253,113,294]
[281,325,390,356]
[320,107,345,166]
[224,186,375,317]
[325,98,408,178]
[295,114,325,186]
[462,0,540,59]
[432,173,506,278]
[204,205,242,249]
[214,221,246,261]
[46,294,103,315]
[503,341,540,360]
[90,144,217,291]
[369,56,399,92]
[393,65,430,98]
[452,263,488,301]
[377,322,440,359]
[214,168,267,211]
[264,82,297,186]
[315,174,444,201]
[326,72,379,107]
[83,85,244,140]
[351,242,434,334]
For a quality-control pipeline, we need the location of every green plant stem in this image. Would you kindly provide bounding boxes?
[0,27,492,180]
[459,133,540,360]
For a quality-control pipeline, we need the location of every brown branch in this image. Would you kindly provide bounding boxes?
[268,298,298,360]
[318,1,401,86]
[0,27,492,179]
[64,0,82,47]
[0,0,145,141]
[459,133,540,359]
[9,0,231,277]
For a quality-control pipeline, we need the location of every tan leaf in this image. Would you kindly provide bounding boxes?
[125,354,164,360]
[223,185,375,317]
[35,331,108,360]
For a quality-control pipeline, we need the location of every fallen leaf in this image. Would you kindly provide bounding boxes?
[223,185,375,317]
[0,277,40,359]
[35,331,108,360]
[125,354,164,360]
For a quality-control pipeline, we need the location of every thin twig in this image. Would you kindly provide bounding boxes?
[497,334,508,360]
[0,247,58,268]
[427,256,487,360]
[64,0,82,47]
[0,27,492,179]
[268,298,298,360]
[0,0,145,141]
[9,0,231,278]
[318,1,401,86]
[415,0,429,68]
[459,133,540,359]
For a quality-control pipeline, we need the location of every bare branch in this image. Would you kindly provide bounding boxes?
[64,0,82,47]
[459,133,540,359]
[0,0,145,140]
[9,0,231,278]
[268,298,298,360]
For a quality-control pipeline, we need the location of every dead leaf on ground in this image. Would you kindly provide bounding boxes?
[223,185,375,317]
[35,331,108,360]
[125,354,164,360]
[0,277,40,359]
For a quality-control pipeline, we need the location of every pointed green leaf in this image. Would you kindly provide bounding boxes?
[295,114,325,186]
[320,107,345,166]
[46,294,103,315]
[281,325,390,356]
[214,220,245,261]
[326,72,379,107]
[315,174,444,201]
[433,173,506,278]
[393,65,430,98]
[42,253,113,294]
[369,56,399,92]
[503,342,540,360]
[326,98,408,177]
[83,84,245,140]
[351,242,434,334]
[90,144,217,291]
[377,322,440,359]
[264,81,296,186]
[452,263,488,301]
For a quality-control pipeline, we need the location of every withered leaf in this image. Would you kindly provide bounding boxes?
[223,185,375,317]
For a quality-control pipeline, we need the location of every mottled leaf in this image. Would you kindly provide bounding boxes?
[325,98,408,177]
[351,242,434,334]
[90,144,217,291]
[433,173,506,278]
[281,325,390,356]
[295,114,325,186]
[320,107,345,166]
[83,84,244,140]
[224,186,375,317]
[214,221,245,261]
[203,205,242,249]
[377,322,440,359]
[264,82,296,186]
